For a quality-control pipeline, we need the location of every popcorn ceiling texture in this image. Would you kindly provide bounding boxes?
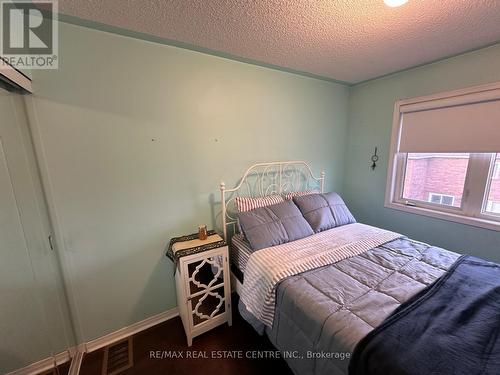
[57,0,500,83]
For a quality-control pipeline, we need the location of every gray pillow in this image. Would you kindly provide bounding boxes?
[237,200,314,251]
[293,192,356,233]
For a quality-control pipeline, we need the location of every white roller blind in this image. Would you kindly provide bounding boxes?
[399,96,500,153]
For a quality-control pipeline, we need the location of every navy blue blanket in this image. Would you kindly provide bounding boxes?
[349,255,500,375]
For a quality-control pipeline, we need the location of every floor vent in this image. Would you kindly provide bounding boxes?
[102,337,134,375]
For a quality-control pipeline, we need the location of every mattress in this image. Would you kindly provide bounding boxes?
[230,233,253,275]
[239,235,460,375]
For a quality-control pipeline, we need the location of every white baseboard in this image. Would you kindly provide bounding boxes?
[68,343,87,358]
[5,350,71,375]
[85,306,179,353]
[5,307,179,375]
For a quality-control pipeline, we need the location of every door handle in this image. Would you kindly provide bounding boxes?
[48,234,54,251]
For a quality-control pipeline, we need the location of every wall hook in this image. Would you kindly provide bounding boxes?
[371,147,379,170]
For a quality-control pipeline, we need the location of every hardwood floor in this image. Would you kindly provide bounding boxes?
[79,296,292,375]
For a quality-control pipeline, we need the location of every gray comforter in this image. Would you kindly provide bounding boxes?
[239,237,460,375]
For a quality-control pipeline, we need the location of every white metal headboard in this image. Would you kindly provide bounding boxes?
[219,161,325,241]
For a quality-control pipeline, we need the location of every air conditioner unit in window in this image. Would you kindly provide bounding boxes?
[0,57,32,93]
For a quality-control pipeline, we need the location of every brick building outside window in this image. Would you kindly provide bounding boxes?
[402,154,500,214]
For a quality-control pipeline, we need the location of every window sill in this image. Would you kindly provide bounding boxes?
[385,201,500,232]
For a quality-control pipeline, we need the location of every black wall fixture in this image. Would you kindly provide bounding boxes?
[371,147,379,170]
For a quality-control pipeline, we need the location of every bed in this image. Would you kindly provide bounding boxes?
[230,233,252,280]
[219,161,500,375]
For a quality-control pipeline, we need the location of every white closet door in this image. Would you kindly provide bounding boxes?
[0,88,72,373]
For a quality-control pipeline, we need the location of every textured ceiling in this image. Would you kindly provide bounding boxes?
[57,0,500,84]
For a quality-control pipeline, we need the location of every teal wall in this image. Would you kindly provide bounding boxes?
[344,44,500,263]
[29,22,349,342]
[25,18,500,349]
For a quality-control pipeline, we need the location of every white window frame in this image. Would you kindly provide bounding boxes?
[385,81,500,231]
[492,163,500,180]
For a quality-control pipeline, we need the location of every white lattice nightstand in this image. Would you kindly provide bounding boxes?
[167,231,232,346]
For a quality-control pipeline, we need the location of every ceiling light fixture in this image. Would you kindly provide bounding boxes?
[384,0,408,7]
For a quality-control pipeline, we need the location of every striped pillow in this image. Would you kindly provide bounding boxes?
[235,194,285,212]
[283,189,319,201]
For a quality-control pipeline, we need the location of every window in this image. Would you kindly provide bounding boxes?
[484,154,500,215]
[486,201,500,214]
[385,82,500,231]
[403,153,467,208]
[492,161,500,180]
[428,193,455,206]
